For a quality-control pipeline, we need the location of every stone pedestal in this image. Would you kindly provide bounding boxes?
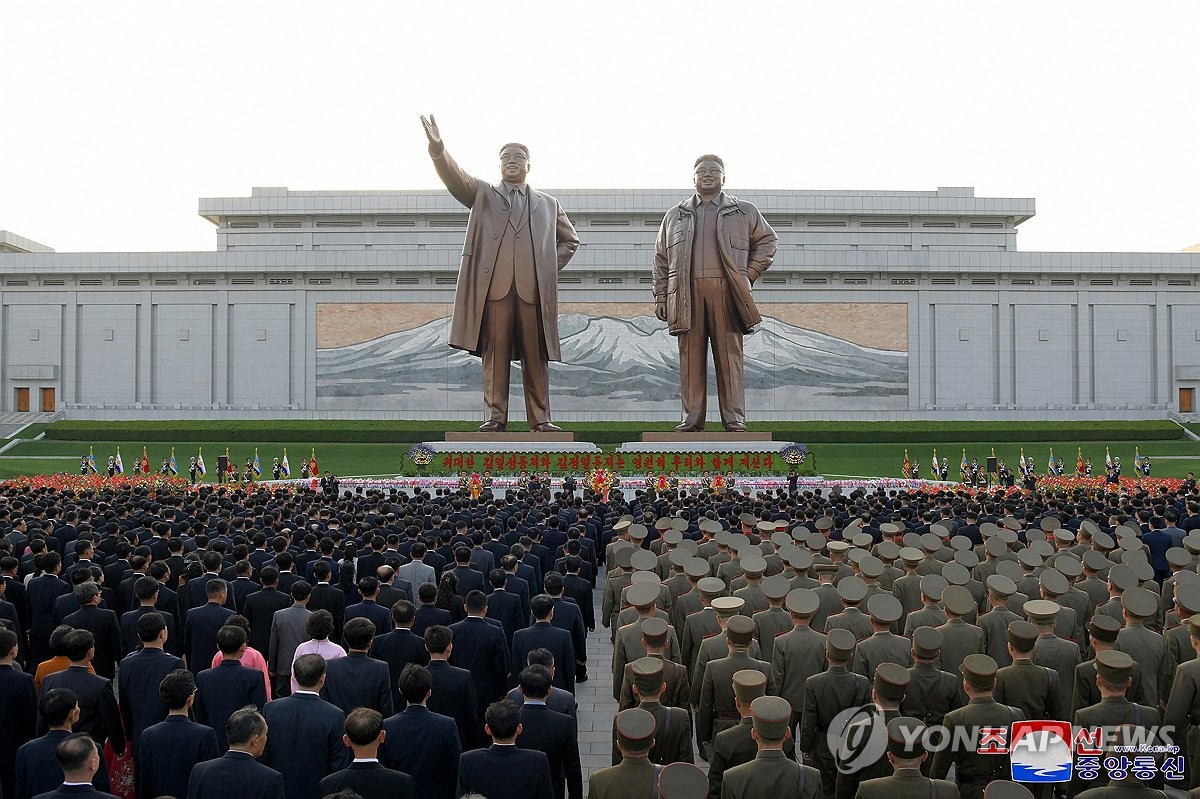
[445,431,575,442]
[640,432,773,442]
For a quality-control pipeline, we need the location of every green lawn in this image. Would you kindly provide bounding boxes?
[2,437,1196,481]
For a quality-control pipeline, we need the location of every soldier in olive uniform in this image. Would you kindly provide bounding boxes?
[732,556,768,614]
[771,589,827,735]
[720,695,820,799]
[1094,564,1137,629]
[617,618,690,711]
[1078,551,1113,611]
[612,582,681,700]
[681,577,724,676]
[834,663,912,799]
[1114,586,1168,710]
[852,593,912,677]
[996,620,1061,720]
[827,576,873,641]
[800,628,871,799]
[752,575,793,661]
[1164,582,1200,703]
[904,575,949,637]
[902,626,965,761]
[698,615,773,759]
[812,563,843,633]
[1026,599,1080,717]
[656,762,708,799]
[1164,616,1200,789]
[588,708,660,799]
[708,669,796,798]
[1038,569,1083,643]
[936,585,984,680]
[1072,615,1145,718]
[853,716,962,799]
[611,657,692,766]
[670,558,711,639]
[602,545,635,638]
[979,575,1023,667]
[930,654,1026,799]
[1071,650,1162,797]
[892,548,926,622]
[690,596,762,707]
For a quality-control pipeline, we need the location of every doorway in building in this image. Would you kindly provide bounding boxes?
[40,387,56,412]
[14,387,29,412]
[1182,387,1196,414]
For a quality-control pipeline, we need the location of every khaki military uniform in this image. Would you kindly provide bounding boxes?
[1070,697,1161,796]
[708,716,797,799]
[681,608,719,674]
[719,749,821,799]
[733,584,768,616]
[1071,657,1145,718]
[813,584,841,632]
[799,665,871,798]
[586,756,658,799]
[611,617,681,700]
[902,663,965,727]
[752,606,792,662]
[697,651,773,747]
[904,605,949,637]
[978,607,1021,666]
[609,700,692,766]
[995,658,1061,719]
[1031,633,1080,717]
[1164,658,1200,789]
[936,619,984,678]
[1115,624,1167,709]
[827,606,873,641]
[893,572,924,618]
[602,570,633,636]
[930,697,1026,799]
[854,768,961,799]
[852,631,913,678]
[617,654,690,712]
[770,626,827,729]
[834,708,901,799]
[671,590,703,639]
[1165,622,1194,702]
[689,634,762,705]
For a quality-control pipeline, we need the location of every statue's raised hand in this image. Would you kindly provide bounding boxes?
[420,114,442,146]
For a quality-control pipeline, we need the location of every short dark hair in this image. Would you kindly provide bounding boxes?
[398,663,433,704]
[344,707,384,746]
[543,572,564,595]
[358,576,379,596]
[306,609,334,640]
[205,578,228,599]
[342,617,376,650]
[0,628,17,659]
[63,630,95,662]
[527,647,555,670]
[694,154,725,169]
[313,561,332,580]
[531,594,554,620]
[56,733,98,773]
[484,699,521,739]
[290,580,312,601]
[39,687,78,727]
[465,590,488,613]
[159,669,196,710]
[424,625,452,655]
[293,653,327,689]
[417,583,437,603]
[489,569,507,589]
[134,576,160,601]
[391,599,415,626]
[216,624,247,655]
[137,611,167,643]
[259,566,279,585]
[518,666,552,700]
[226,707,266,747]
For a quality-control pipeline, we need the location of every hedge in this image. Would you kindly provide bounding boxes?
[44,419,1183,445]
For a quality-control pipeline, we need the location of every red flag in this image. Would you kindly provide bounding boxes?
[308,448,319,477]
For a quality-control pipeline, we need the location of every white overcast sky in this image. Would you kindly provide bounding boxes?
[2,1,1197,254]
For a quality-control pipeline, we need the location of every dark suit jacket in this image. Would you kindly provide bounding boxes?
[449,565,486,597]
[194,660,267,751]
[323,652,393,716]
[184,575,234,613]
[261,692,350,799]
[518,703,583,799]
[183,602,234,674]
[14,729,70,799]
[117,647,184,758]
[412,604,452,638]
[187,751,283,799]
[343,599,392,639]
[370,628,429,712]
[32,784,118,799]
[380,705,462,799]
[119,605,179,657]
[426,660,479,750]
[512,622,575,693]
[318,761,415,799]
[562,574,594,630]
[309,583,346,642]
[486,588,527,643]
[0,664,38,799]
[457,745,554,799]
[549,598,587,668]
[26,574,70,640]
[40,666,124,754]
[243,588,292,655]
[376,582,411,613]
[449,616,510,712]
[230,577,260,614]
[137,715,220,799]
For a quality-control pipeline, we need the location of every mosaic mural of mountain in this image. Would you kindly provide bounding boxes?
[315,310,909,414]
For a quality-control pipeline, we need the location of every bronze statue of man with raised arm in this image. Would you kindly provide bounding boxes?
[421,115,580,432]
[653,155,778,432]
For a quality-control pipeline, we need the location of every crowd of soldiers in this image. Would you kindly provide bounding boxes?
[0,474,1198,799]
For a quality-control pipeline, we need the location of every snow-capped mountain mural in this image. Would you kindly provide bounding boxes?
[316,313,908,413]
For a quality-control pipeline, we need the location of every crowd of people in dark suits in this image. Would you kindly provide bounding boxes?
[0,471,1198,799]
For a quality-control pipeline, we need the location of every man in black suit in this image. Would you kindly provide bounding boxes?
[187,707,283,799]
[543,573,587,683]
[323,617,393,716]
[15,688,77,799]
[457,700,554,799]
[449,547,486,597]
[424,625,479,750]
[229,560,260,613]
[183,579,234,674]
[486,569,527,643]
[63,582,121,679]
[241,567,291,656]
[116,613,183,765]
[504,648,578,719]
[412,584,452,638]
[504,552,538,613]
[119,577,179,657]
[194,625,267,751]
[40,631,124,792]
[381,664,462,799]
[27,554,70,665]
[319,708,416,799]
[343,577,391,639]
[449,591,510,724]
[515,666,582,799]
[261,654,349,799]
[511,595,575,693]
[562,558,594,631]
[137,669,219,799]
[370,600,429,712]
[184,553,235,612]
[31,733,118,799]
[309,561,346,643]
[1,628,38,799]
[375,566,412,614]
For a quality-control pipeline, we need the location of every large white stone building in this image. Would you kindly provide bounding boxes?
[1,185,1198,422]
